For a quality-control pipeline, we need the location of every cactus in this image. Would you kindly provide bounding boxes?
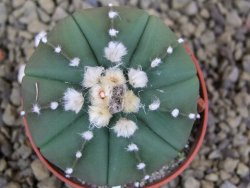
[21,5,200,187]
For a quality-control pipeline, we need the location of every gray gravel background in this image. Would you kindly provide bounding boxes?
[0,0,250,188]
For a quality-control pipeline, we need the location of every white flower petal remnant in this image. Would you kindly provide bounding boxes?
[109,28,119,37]
[18,64,26,83]
[151,57,162,68]
[113,118,138,138]
[63,88,84,114]
[128,68,148,88]
[32,104,41,114]
[50,102,59,110]
[137,162,146,170]
[123,90,140,113]
[127,143,139,152]
[82,66,104,88]
[75,151,82,159]
[104,41,127,63]
[166,46,173,54]
[54,45,61,53]
[101,68,126,87]
[81,130,94,141]
[148,98,160,111]
[108,11,118,19]
[34,31,47,47]
[89,105,112,128]
[171,108,180,118]
[188,113,196,119]
[65,168,73,175]
[70,57,80,67]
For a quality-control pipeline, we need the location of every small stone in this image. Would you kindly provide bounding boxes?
[0,3,7,24]
[236,163,249,177]
[184,2,198,15]
[221,181,237,188]
[10,83,21,106]
[183,177,200,188]
[222,158,239,173]
[27,20,47,33]
[226,11,242,27]
[0,159,7,172]
[52,7,68,21]
[31,159,50,181]
[12,145,32,159]
[3,182,21,188]
[2,104,16,126]
[201,181,214,188]
[228,67,239,82]
[172,0,191,9]
[12,0,25,8]
[37,176,62,188]
[205,173,219,182]
[38,0,55,14]
[243,55,250,73]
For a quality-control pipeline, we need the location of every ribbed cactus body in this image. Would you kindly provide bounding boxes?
[22,6,199,187]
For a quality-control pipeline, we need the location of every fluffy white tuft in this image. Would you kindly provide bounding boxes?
[144,175,150,180]
[151,58,162,68]
[127,143,139,152]
[108,11,118,19]
[148,98,160,111]
[171,108,179,118]
[123,90,140,113]
[108,3,113,7]
[18,64,26,83]
[134,182,140,187]
[54,45,61,53]
[101,68,126,87]
[32,104,41,114]
[90,85,112,106]
[166,46,173,54]
[178,38,185,44]
[82,66,104,88]
[63,88,84,114]
[70,57,80,67]
[20,111,26,116]
[65,168,73,175]
[196,114,201,119]
[104,41,127,63]
[75,151,82,158]
[50,102,59,110]
[137,162,146,170]
[128,68,148,88]
[34,31,47,47]
[188,113,196,119]
[89,105,112,128]
[113,118,138,138]
[109,28,119,37]
[81,130,94,141]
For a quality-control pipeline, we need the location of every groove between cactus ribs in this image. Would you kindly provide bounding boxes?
[71,15,100,67]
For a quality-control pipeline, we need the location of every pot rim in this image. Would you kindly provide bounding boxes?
[22,46,208,188]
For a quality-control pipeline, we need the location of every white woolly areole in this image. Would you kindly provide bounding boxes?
[108,11,118,19]
[70,57,80,67]
[104,41,127,63]
[134,182,140,187]
[178,38,185,43]
[83,66,104,88]
[144,175,150,180]
[101,68,126,87]
[167,46,173,54]
[81,130,94,141]
[63,88,84,114]
[123,90,140,113]
[128,68,148,88]
[127,143,139,152]
[109,28,119,37]
[34,31,47,47]
[32,104,41,114]
[89,105,112,128]
[188,113,196,119]
[196,114,201,119]
[20,111,26,116]
[18,64,26,83]
[75,151,82,158]
[90,85,112,106]
[50,102,59,110]
[54,45,61,53]
[113,118,138,138]
[151,58,162,68]
[65,168,73,175]
[171,108,179,118]
[148,98,160,111]
[137,162,146,170]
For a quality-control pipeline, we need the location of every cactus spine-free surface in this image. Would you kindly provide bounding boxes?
[21,5,200,187]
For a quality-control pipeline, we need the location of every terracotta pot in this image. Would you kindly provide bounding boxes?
[23,46,208,188]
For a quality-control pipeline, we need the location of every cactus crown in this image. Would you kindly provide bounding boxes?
[21,6,200,187]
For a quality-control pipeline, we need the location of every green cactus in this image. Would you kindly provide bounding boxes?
[21,6,199,187]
